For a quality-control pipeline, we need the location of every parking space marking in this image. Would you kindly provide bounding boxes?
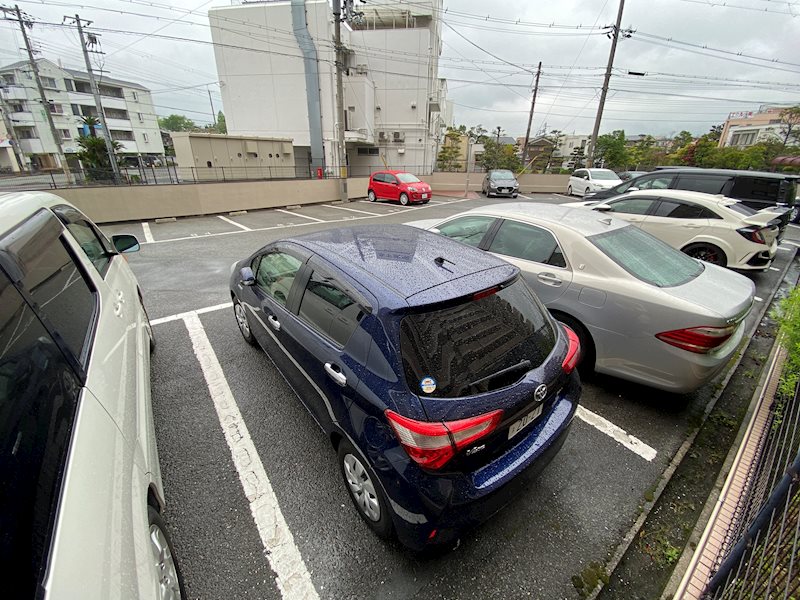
[769,267,781,271]
[554,193,573,200]
[141,222,154,244]
[782,240,800,248]
[426,199,447,204]
[754,296,764,302]
[276,209,325,223]
[217,215,252,231]
[151,302,233,326]
[324,204,381,216]
[182,312,319,600]
[576,406,657,462]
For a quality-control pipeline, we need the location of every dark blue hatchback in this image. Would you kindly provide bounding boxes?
[229,224,581,550]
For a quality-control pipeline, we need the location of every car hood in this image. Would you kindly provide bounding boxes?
[661,262,755,321]
[405,218,442,230]
[491,179,518,185]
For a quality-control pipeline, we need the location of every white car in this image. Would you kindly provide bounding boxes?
[565,189,781,270]
[0,192,185,599]
[567,168,622,197]
[407,203,755,393]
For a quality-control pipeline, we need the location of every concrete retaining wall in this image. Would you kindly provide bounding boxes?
[428,173,569,194]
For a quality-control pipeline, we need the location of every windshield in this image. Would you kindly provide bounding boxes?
[589,226,704,287]
[397,173,421,183]
[399,279,556,398]
[491,170,515,180]
[589,169,620,181]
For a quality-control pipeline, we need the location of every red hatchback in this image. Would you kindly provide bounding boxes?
[368,170,432,205]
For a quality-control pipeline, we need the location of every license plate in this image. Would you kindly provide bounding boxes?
[508,404,543,440]
[422,193,429,199]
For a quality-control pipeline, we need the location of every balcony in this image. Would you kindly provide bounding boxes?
[8,111,35,127]
[66,92,127,111]
[345,129,371,144]
[2,85,28,100]
[18,139,45,154]
[105,118,133,130]
[115,140,139,153]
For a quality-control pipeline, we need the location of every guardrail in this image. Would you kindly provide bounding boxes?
[703,379,800,599]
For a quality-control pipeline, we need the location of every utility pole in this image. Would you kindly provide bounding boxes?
[9,5,71,180]
[521,61,542,166]
[332,1,349,202]
[587,0,626,167]
[69,14,121,183]
[208,86,217,127]
[495,126,501,143]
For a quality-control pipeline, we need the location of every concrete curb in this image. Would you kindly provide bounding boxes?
[586,245,799,600]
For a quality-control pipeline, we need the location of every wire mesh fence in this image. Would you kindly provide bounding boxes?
[704,380,800,599]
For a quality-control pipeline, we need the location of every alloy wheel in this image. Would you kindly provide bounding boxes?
[149,524,183,600]
[234,302,250,337]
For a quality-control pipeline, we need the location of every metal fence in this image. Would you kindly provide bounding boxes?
[703,379,800,599]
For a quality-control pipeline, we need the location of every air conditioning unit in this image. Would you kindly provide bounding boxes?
[392,131,404,142]
[378,131,388,142]
[355,64,368,75]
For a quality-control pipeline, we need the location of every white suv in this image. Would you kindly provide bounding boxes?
[0,192,184,599]
[567,168,622,197]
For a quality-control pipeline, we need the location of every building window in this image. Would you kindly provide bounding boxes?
[48,103,64,114]
[110,130,134,141]
[64,79,74,92]
[206,161,212,168]
[59,129,72,140]
[10,103,24,113]
[357,147,380,156]
[143,133,149,143]
[71,103,81,116]
[2,74,15,85]
[14,127,35,139]
[103,108,128,120]
[41,76,58,89]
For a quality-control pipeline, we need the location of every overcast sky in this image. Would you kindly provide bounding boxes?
[2,0,798,138]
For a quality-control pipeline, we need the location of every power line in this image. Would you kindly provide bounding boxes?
[672,0,799,16]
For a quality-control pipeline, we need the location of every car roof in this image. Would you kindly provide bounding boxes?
[638,167,791,180]
[288,224,517,308]
[459,203,629,236]
[619,189,737,206]
[0,191,73,236]
[371,170,410,175]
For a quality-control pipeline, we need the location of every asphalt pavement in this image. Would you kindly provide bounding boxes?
[101,194,800,600]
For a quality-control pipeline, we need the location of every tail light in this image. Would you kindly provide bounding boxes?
[656,324,737,354]
[561,325,581,374]
[736,226,767,244]
[385,409,503,470]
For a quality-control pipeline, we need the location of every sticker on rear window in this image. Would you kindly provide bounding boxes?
[420,376,437,394]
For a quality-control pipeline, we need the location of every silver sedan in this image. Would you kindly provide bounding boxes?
[407,203,755,393]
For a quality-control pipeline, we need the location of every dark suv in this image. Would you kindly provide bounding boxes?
[229,224,580,550]
[586,169,798,223]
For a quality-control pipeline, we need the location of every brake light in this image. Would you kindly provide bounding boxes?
[473,286,499,301]
[385,409,504,470]
[561,325,581,374]
[736,226,767,244]
[656,324,737,354]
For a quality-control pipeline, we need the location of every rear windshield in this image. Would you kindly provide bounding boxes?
[590,169,619,180]
[491,170,515,180]
[727,203,757,216]
[399,279,556,398]
[589,226,704,287]
[397,173,421,183]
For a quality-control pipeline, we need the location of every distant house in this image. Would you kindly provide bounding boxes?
[719,106,786,148]
[517,136,557,171]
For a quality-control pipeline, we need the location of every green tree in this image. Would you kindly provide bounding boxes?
[76,135,122,181]
[707,124,724,142]
[570,146,586,169]
[437,127,464,171]
[779,106,800,147]
[594,130,628,169]
[670,131,694,153]
[158,114,197,132]
[216,111,227,134]
[80,115,101,137]
[480,140,522,171]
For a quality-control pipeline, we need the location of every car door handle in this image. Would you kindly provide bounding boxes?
[682,223,703,228]
[324,362,347,387]
[537,272,562,287]
[267,314,281,331]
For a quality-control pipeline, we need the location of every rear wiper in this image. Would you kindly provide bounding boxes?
[469,359,531,388]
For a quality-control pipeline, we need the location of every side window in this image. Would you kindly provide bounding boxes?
[635,175,675,190]
[255,251,303,306]
[372,173,385,183]
[4,211,97,367]
[298,270,363,346]
[674,175,731,195]
[573,170,585,179]
[53,206,113,276]
[436,215,495,247]
[0,270,82,599]
[729,177,781,202]
[487,220,566,267]
[385,174,397,184]
[607,198,657,215]
[653,200,707,219]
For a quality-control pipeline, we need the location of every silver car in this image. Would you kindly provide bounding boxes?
[408,203,755,393]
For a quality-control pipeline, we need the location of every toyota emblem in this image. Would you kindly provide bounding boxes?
[534,384,547,402]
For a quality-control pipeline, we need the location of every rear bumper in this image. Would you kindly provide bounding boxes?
[385,377,580,551]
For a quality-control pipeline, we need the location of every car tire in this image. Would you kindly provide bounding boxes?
[338,439,394,540]
[567,186,573,196]
[368,189,377,202]
[555,313,595,374]
[791,206,800,224]
[422,199,430,204]
[682,243,727,267]
[147,506,187,600]
[512,193,518,199]
[399,193,409,206]
[233,298,257,346]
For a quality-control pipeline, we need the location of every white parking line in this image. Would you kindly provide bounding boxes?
[782,240,800,248]
[276,209,326,223]
[141,222,154,243]
[324,204,381,216]
[769,267,781,271]
[151,302,233,326]
[576,406,657,462]
[754,296,764,302]
[554,193,573,200]
[217,215,251,231]
[426,199,447,204]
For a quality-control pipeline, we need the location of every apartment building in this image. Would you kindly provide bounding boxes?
[719,106,786,149]
[0,58,164,170]
[208,0,448,177]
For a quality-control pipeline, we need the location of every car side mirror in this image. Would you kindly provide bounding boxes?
[112,234,140,253]
[593,205,612,212]
[240,266,255,286]
[629,186,639,192]
[583,175,590,180]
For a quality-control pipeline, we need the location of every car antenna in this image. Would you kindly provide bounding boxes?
[434,256,455,268]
